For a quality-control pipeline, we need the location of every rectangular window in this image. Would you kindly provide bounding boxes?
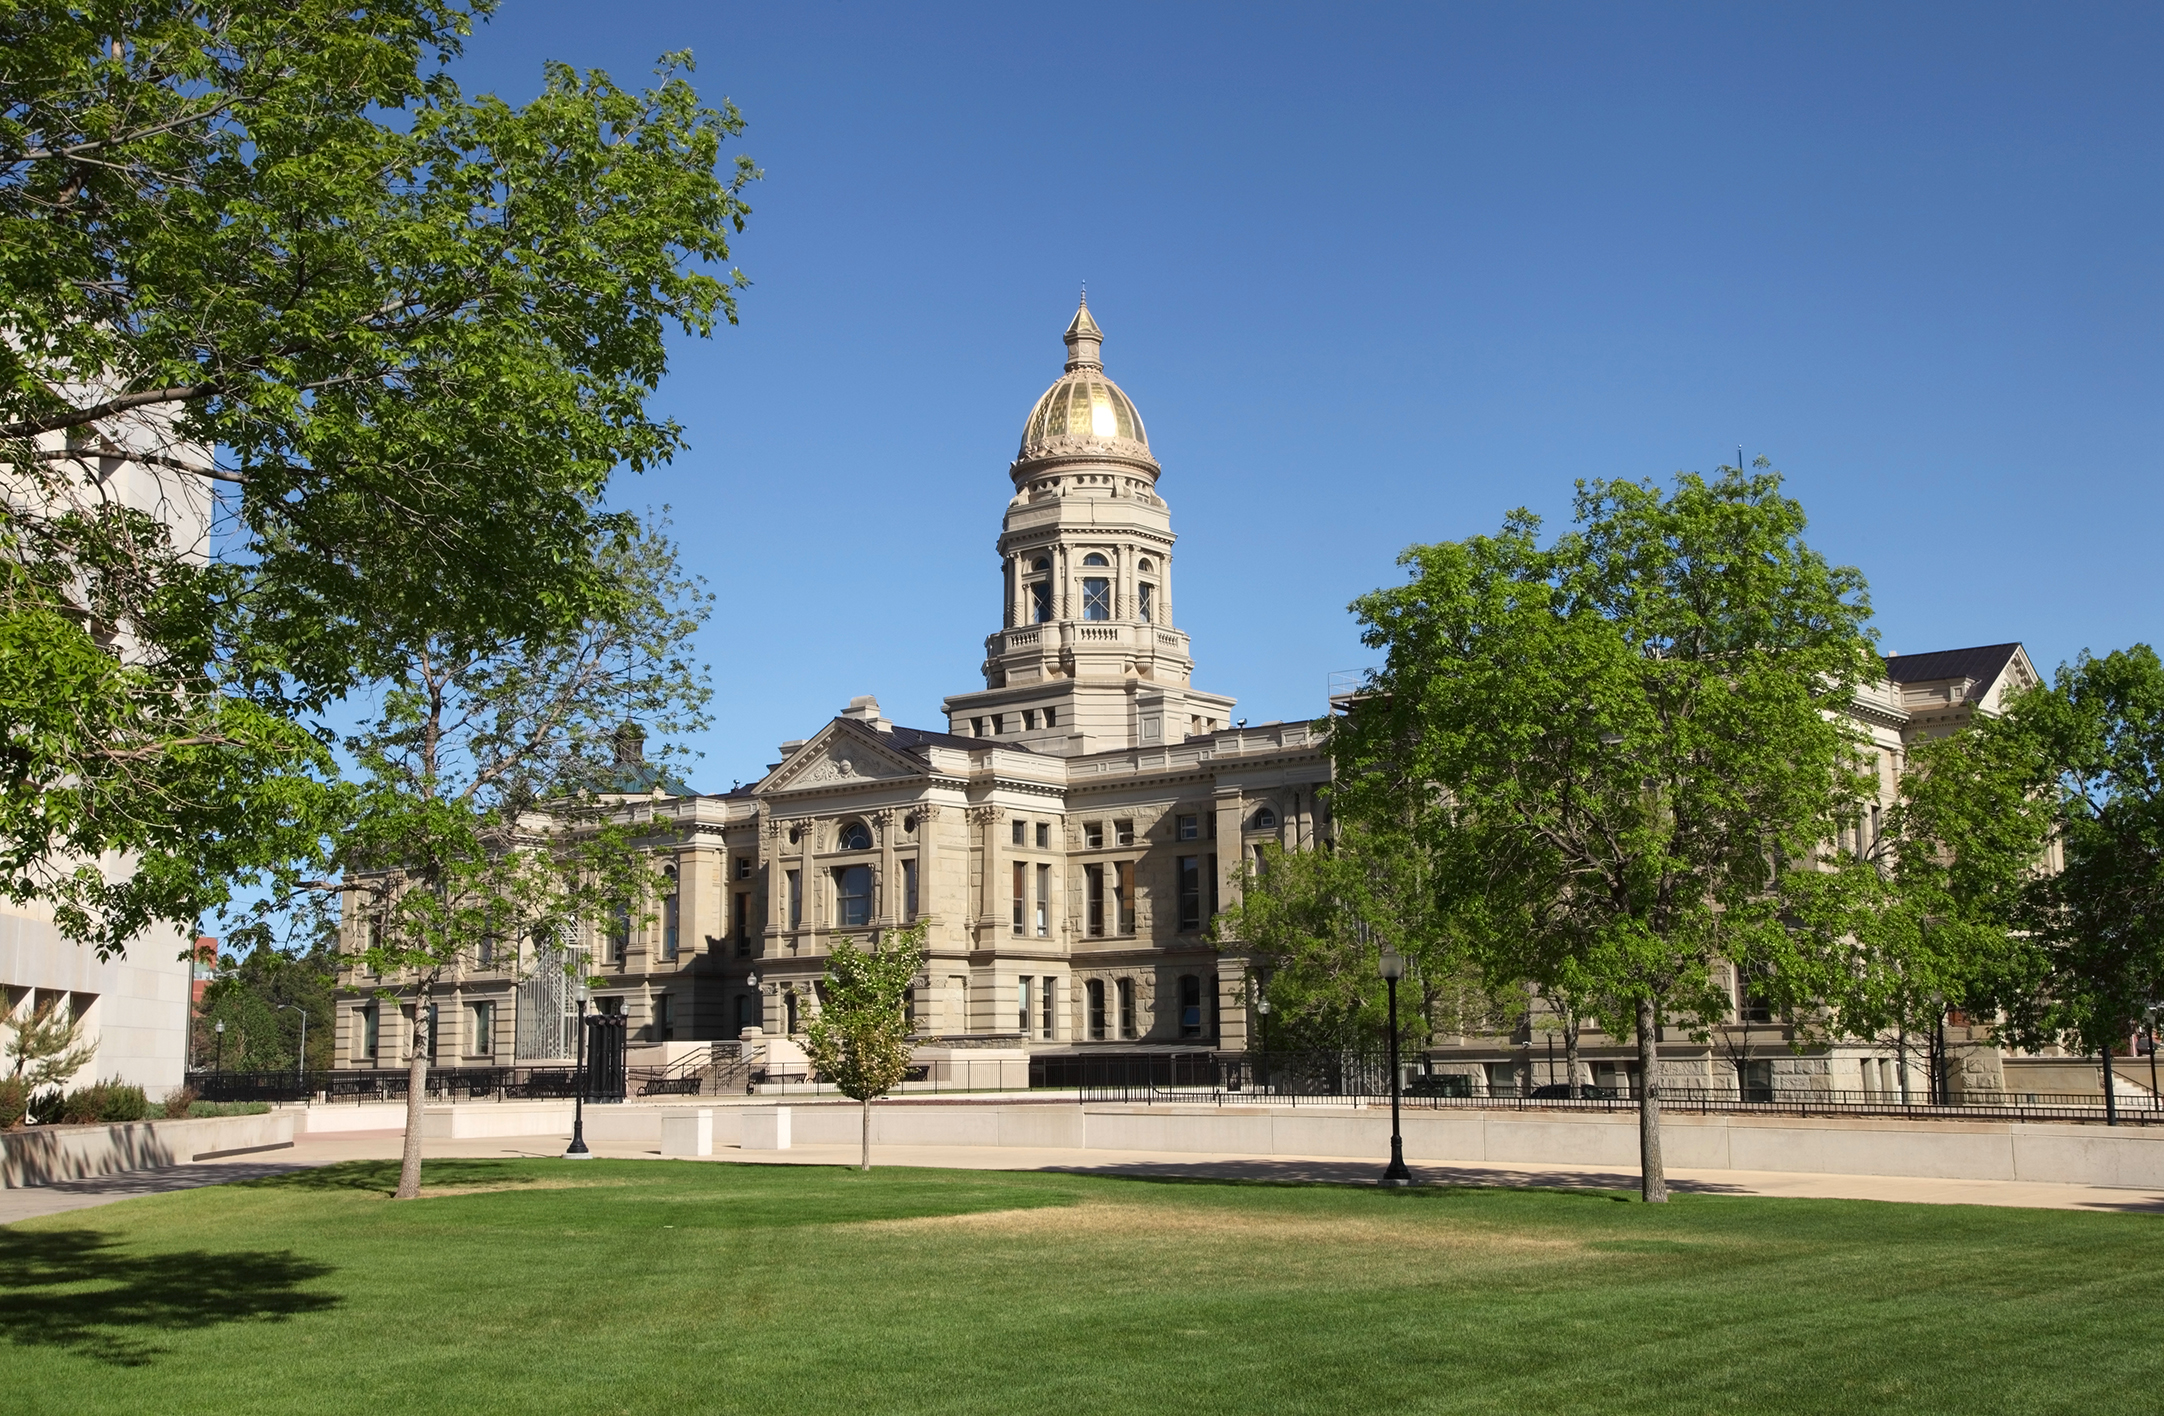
[1178,813,1199,841]
[1115,860,1136,934]
[973,716,987,737]
[1117,979,1136,1039]
[1138,582,1154,623]
[902,858,919,920]
[1082,577,1111,620]
[836,865,873,928]
[1087,980,1107,1040]
[733,892,750,948]
[1035,863,1050,936]
[609,906,629,966]
[1012,861,1026,934]
[1030,581,1052,623]
[1116,819,1134,847]
[787,870,802,929]
[1177,856,1202,931]
[1044,707,1057,728]
[736,856,752,881]
[1035,822,1050,849]
[655,993,675,1041]
[1023,709,1038,730]
[469,1001,494,1059]
[1012,819,1026,847]
[1208,854,1218,921]
[662,890,680,962]
[1086,864,1105,937]
[1084,821,1103,849]
[1178,975,1203,1038]
[1485,1062,1520,1099]
[992,713,1006,735]
[477,934,496,969]
[360,1004,379,1060]
[1041,975,1056,1039]
[1017,976,1033,1034]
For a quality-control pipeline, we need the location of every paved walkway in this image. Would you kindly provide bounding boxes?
[9,1127,2163,1223]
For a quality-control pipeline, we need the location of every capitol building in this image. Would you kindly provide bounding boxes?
[334,301,2095,1105]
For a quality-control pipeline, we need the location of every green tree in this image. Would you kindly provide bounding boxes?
[194,935,339,1075]
[0,1,756,954]
[802,922,927,1172]
[1333,464,1880,1200]
[257,513,712,1200]
[1891,647,2164,1112]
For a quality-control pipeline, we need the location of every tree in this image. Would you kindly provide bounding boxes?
[0,1,756,954]
[5,995,95,1103]
[193,934,339,1074]
[802,922,927,1172]
[1332,464,1880,1201]
[256,512,712,1200]
[1895,647,2164,1115]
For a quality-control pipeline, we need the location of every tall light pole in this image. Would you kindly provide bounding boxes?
[275,1004,306,1092]
[564,964,592,1160]
[214,1018,226,1074]
[1378,945,1413,1186]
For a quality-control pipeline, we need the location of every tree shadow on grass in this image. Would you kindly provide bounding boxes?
[248,1158,548,1195]
[0,1228,337,1367]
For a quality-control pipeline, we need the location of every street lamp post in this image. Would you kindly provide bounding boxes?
[274,1004,307,1092]
[1378,946,1413,1187]
[1256,997,1271,1092]
[214,1019,226,1074]
[564,966,592,1160]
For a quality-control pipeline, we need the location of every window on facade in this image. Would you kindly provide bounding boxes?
[836,865,873,928]
[1085,864,1105,937]
[1017,976,1033,1035]
[1035,822,1050,849]
[785,990,799,1034]
[1177,813,1199,840]
[1012,861,1026,934]
[1740,1059,1773,1103]
[1044,707,1057,728]
[1082,552,1109,567]
[1178,975,1203,1038]
[661,867,680,961]
[838,821,872,851]
[1137,557,1153,573]
[1485,1062,1519,1098]
[1084,821,1103,849]
[423,1003,441,1062]
[1115,860,1136,934]
[1252,805,1277,831]
[1012,819,1026,846]
[736,855,752,880]
[902,858,919,920]
[609,905,629,966]
[1041,974,1056,1038]
[655,993,675,1041]
[1023,709,1038,730]
[477,934,496,969]
[360,1003,379,1060]
[1082,577,1111,620]
[786,870,802,929]
[733,892,751,953]
[993,713,1006,735]
[1087,980,1107,1040]
[1116,819,1134,846]
[1138,582,1154,623]
[1032,556,1051,572]
[1177,856,1202,931]
[973,717,987,737]
[1117,978,1136,1038]
[1030,581,1053,623]
[1036,863,1051,936]
[469,1001,494,1059]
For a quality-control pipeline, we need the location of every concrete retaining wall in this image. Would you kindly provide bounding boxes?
[1,1110,294,1188]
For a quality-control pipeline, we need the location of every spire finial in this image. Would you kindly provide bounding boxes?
[1063,288,1103,371]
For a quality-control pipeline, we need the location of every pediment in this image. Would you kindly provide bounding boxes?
[760,722,924,794]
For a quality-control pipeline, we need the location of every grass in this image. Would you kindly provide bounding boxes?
[2,1159,2161,1415]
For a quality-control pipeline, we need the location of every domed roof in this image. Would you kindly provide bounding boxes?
[1015,295,1154,465]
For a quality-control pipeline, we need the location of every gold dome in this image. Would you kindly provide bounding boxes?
[1015,295,1153,463]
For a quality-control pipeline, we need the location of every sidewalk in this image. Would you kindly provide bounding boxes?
[9,1126,2163,1224]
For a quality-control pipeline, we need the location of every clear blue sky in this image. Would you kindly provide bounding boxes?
[452,2,2161,791]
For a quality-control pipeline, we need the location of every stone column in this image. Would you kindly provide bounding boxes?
[969,804,1001,945]
[873,808,899,928]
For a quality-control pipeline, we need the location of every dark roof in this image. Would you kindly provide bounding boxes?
[887,722,1028,754]
[1881,643,2021,686]
[593,762,696,796]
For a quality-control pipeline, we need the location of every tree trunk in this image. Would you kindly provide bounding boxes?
[396,1002,428,1200]
[2101,1044,2118,1127]
[1564,1009,1581,1100]
[860,1094,872,1172]
[1636,996,1667,1203]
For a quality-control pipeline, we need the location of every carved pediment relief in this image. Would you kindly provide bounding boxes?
[769,729,921,793]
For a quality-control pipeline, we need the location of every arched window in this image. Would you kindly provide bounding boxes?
[1082,552,1109,567]
[1031,556,1050,572]
[837,820,872,852]
[661,865,680,961]
[1251,805,1278,831]
[836,865,873,927]
[1137,558,1153,573]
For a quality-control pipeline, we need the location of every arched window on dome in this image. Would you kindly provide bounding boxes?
[1137,558,1153,573]
[1023,557,1053,624]
[1082,553,1109,567]
[1083,576,1111,621]
[837,821,872,852]
[1031,557,1050,572]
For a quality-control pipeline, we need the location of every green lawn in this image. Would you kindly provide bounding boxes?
[2,1159,2160,1415]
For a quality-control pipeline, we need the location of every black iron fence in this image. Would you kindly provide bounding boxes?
[186,1063,622,1105]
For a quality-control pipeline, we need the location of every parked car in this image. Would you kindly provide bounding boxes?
[1529,1083,1617,1100]
[1405,1073,1474,1098]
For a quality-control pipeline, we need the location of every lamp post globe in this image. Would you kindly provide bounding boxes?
[1377,946,1413,1187]
[214,1018,226,1074]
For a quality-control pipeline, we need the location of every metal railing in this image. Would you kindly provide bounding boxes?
[186,1066,622,1104]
